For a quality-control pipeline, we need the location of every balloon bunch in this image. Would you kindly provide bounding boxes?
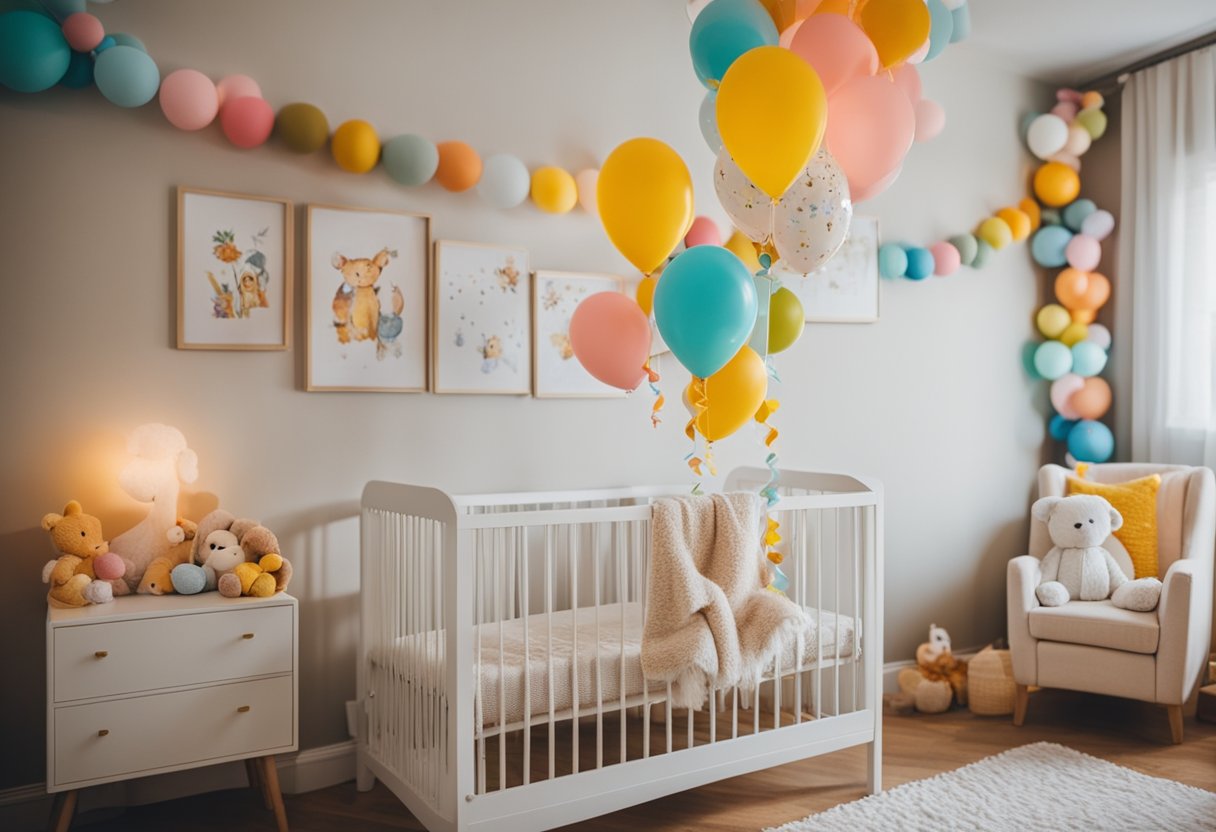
[0,2,599,216]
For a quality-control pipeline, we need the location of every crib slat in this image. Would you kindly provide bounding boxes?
[521,526,531,786]
[816,510,823,722]
[570,524,580,775]
[665,683,673,755]
[594,522,603,770]
[617,522,627,765]
[546,525,555,782]
[497,529,506,793]
[476,529,486,796]
[835,508,841,717]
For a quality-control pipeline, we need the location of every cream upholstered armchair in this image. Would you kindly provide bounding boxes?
[1007,463,1215,743]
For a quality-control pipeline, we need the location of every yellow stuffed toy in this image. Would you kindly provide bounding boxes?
[41,501,126,608]
[172,510,292,598]
[233,553,286,597]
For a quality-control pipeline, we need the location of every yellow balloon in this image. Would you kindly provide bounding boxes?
[692,346,768,441]
[1071,308,1096,325]
[1033,162,1080,207]
[330,119,380,174]
[636,275,657,316]
[996,207,1032,241]
[1036,304,1071,339]
[859,0,931,69]
[724,229,761,272]
[814,0,860,18]
[531,166,577,214]
[597,138,693,275]
[1059,321,1089,347]
[1018,198,1042,232]
[768,287,805,354]
[977,217,1013,250]
[717,46,827,199]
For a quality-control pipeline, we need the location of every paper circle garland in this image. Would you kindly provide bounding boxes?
[478,153,531,209]
[575,169,599,214]
[330,119,380,173]
[219,96,274,148]
[1034,162,1081,206]
[276,102,328,153]
[93,44,159,107]
[434,141,482,192]
[530,166,578,214]
[158,69,218,131]
[61,12,104,52]
[216,73,260,106]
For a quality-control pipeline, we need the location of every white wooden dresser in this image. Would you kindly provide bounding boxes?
[46,592,298,831]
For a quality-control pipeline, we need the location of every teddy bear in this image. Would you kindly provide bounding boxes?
[171,510,292,598]
[40,501,126,608]
[895,624,969,714]
[1031,494,1162,611]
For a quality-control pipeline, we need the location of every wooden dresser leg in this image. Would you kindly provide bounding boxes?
[246,758,271,809]
[259,756,289,832]
[49,789,78,832]
[1167,704,1184,744]
[1013,684,1029,727]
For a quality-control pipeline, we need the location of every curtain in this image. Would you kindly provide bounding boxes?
[1121,46,1216,468]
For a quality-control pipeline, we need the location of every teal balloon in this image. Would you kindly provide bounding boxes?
[949,2,971,43]
[382,134,439,186]
[59,50,92,88]
[878,244,908,279]
[1033,341,1073,380]
[109,33,147,52]
[1032,226,1073,267]
[42,0,85,15]
[904,247,934,280]
[1070,341,1108,377]
[1021,342,1043,379]
[0,11,70,92]
[971,239,994,268]
[699,90,721,153]
[689,0,778,89]
[1049,414,1077,442]
[1068,420,1114,463]
[654,245,757,378]
[94,34,115,52]
[925,0,954,61]
[1062,198,1096,232]
[0,1,49,14]
[93,45,158,107]
[1040,208,1062,226]
[948,234,979,266]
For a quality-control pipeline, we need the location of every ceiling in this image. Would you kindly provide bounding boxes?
[961,0,1216,84]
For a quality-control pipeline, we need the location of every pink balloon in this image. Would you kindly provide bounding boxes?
[890,64,921,104]
[159,69,219,131]
[1056,87,1083,104]
[930,242,961,276]
[1051,373,1085,420]
[62,12,104,52]
[685,215,722,248]
[789,14,879,97]
[220,96,274,148]
[913,99,945,142]
[1050,101,1078,122]
[1065,234,1101,271]
[826,75,916,194]
[569,292,652,391]
[778,20,803,49]
[851,165,902,202]
[216,74,262,107]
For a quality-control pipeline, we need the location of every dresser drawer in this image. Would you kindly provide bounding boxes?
[52,674,294,787]
[54,605,293,702]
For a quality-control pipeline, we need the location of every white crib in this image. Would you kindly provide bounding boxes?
[356,467,884,832]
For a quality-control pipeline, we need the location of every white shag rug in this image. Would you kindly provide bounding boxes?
[768,742,1216,832]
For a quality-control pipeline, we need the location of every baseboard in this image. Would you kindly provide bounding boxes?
[883,645,984,694]
[0,741,356,832]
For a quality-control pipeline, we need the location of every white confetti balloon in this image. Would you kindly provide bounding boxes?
[772,149,853,274]
[714,148,773,243]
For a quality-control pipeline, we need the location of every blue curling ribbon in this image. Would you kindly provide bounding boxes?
[771,564,790,593]
[760,451,780,507]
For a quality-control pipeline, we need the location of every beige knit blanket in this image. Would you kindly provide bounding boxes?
[641,492,805,709]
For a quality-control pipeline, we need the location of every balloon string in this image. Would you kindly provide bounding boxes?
[685,375,711,491]
[645,358,663,429]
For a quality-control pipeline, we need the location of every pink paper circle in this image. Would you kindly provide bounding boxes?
[159,69,219,131]
[929,242,961,276]
[220,96,274,148]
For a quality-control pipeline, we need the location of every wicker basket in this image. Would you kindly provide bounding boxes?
[968,646,1016,715]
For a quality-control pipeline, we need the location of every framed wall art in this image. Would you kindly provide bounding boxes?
[532,271,626,398]
[432,240,531,395]
[782,215,881,323]
[176,186,292,350]
[305,204,430,392]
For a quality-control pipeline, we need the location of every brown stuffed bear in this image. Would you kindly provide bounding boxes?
[178,510,292,598]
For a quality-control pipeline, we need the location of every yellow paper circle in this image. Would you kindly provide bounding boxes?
[977,217,1014,250]
[1033,162,1081,207]
[530,166,577,214]
[1036,304,1071,339]
[996,207,1032,242]
[330,119,380,174]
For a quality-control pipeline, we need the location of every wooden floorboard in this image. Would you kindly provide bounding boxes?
[76,688,1216,831]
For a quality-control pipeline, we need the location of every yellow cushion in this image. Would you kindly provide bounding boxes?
[1067,470,1161,578]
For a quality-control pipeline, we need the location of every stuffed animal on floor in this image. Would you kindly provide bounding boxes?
[40,501,126,608]
[1031,494,1162,611]
[171,510,292,598]
[895,624,969,714]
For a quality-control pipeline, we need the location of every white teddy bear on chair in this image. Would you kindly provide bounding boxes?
[1031,493,1162,612]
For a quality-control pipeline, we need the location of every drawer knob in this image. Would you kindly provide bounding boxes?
[241,633,255,640]
[97,729,109,737]
[237,705,251,713]
[94,651,108,659]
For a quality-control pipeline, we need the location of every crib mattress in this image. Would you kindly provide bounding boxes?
[370,602,858,728]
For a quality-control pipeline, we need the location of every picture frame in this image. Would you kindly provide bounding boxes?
[176,186,292,350]
[532,271,627,399]
[782,216,881,324]
[432,240,531,395]
[305,203,431,393]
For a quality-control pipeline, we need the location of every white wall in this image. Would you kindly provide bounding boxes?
[0,0,1048,789]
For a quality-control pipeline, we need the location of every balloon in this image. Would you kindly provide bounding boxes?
[219,96,273,148]
[93,35,114,53]
[1031,226,1073,267]
[688,0,779,88]
[948,234,978,266]
[948,1,971,42]
[913,98,946,142]
[714,149,773,242]
[977,217,1013,250]
[788,12,878,97]
[768,287,805,353]
[878,243,908,279]
[1019,198,1042,232]
[569,292,652,391]
[1061,198,1096,232]
[1081,209,1115,241]
[158,69,218,131]
[1072,378,1112,420]
[1035,162,1081,206]
[1071,309,1097,325]
[477,154,530,209]
[1026,114,1069,160]
[826,74,916,194]
[0,11,69,93]
[382,134,438,186]
[890,63,921,104]
[216,74,260,106]
[996,207,1032,242]
[1087,324,1111,351]
[1064,124,1092,157]
[1049,151,1081,172]
[718,46,827,199]
[1049,414,1078,442]
[929,242,960,276]
[92,43,158,107]
[276,102,329,154]
[1034,341,1073,380]
[686,216,722,248]
[725,229,761,272]
[1081,91,1105,109]
[1054,268,1089,310]
[61,12,103,52]
[1076,108,1108,140]
[1059,321,1089,348]
[904,247,934,281]
[772,149,852,273]
[597,138,693,275]
[575,168,598,214]
[971,239,994,269]
[1036,304,1071,339]
[699,90,722,153]
[1068,419,1114,462]
[1065,234,1101,271]
[1040,208,1062,226]
[654,245,758,378]
[435,140,482,192]
[925,0,954,61]
[693,346,769,441]
[850,164,902,202]
[1051,101,1078,122]
[59,50,92,88]
[330,119,380,173]
[530,166,577,213]
[1021,341,1043,379]
[858,0,931,69]
[757,0,801,31]
[778,19,802,49]
[1079,271,1110,310]
[41,0,84,15]
[636,275,657,316]
[108,32,145,52]
[1050,374,1085,419]
[1071,341,1108,377]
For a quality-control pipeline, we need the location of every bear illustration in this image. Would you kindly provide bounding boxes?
[332,248,395,346]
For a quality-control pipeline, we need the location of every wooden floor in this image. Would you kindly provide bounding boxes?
[78,689,1216,832]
